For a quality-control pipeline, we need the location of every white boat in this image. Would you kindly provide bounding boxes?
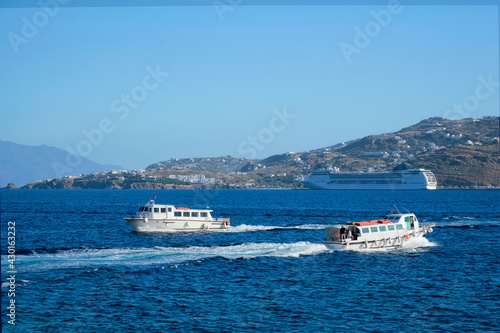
[303,166,437,190]
[124,200,230,232]
[324,211,434,250]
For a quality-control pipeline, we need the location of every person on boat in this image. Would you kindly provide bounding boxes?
[340,226,346,240]
[347,228,352,240]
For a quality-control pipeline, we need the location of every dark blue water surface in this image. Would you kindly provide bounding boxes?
[1,189,499,332]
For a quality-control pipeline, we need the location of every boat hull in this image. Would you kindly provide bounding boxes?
[325,232,426,251]
[125,218,230,232]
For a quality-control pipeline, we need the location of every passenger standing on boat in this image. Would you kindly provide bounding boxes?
[340,226,346,240]
[347,228,352,240]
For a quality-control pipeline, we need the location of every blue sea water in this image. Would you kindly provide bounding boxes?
[1,189,499,332]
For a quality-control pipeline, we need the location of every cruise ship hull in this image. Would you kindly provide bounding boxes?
[303,181,436,190]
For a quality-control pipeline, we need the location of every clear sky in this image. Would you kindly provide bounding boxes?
[0,3,498,169]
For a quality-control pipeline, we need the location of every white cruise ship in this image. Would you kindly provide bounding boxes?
[303,166,437,190]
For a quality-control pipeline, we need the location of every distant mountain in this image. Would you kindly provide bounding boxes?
[0,140,122,187]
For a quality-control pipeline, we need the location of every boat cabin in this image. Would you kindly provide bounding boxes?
[384,213,419,230]
[326,213,419,242]
[135,200,213,220]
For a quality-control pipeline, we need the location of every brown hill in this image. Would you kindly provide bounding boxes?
[404,145,499,187]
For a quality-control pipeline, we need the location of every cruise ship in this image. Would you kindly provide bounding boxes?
[303,166,437,190]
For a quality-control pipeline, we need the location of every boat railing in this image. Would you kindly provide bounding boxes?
[216,218,230,222]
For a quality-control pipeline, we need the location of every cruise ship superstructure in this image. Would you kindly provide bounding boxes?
[303,167,437,190]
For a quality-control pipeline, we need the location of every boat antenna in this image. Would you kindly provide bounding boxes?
[402,206,410,213]
[392,205,401,214]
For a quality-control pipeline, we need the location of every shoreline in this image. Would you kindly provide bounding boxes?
[2,187,499,191]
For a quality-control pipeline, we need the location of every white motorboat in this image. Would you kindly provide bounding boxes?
[325,210,434,250]
[124,200,230,232]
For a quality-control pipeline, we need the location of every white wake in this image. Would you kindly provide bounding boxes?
[1,242,329,272]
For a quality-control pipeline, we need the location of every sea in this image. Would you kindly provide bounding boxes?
[1,189,499,333]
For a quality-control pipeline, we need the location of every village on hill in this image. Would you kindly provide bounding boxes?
[18,116,500,190]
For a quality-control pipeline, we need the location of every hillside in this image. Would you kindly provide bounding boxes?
[216,116,498,187]
[18,116,499,189]
[0,140,122,187]
[404,145,499,186]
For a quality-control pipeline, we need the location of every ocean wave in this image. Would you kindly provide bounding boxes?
[128,224,328,234]
[1,280,30,288]
[1,242,329,272]
[442,216,476,220]
[403,237,439,249]
[433,221,499,229]
[218,224,327,233]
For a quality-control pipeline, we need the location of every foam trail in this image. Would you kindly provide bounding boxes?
[216,224,327,233]
[294,224,328,230]
[404,237,438,249]
[3,242,329,272]
[218,224,284,233]
[126,224,326,233]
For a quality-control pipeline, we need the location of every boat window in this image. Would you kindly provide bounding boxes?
[168,208,172,212]
[183,212,190,217]
[161,208,166,213]
[154,208,159,213]
[174,212,182,217]
[370,226,378,233]
[191,212,199,217]
[379,226,387,232]
[139,207,144,212]
[148,208,152,212]
[362,227,369,233]
[200,212,208,217]
[396,224,403,230]
[387,225,395,231]
[405,216,411,223]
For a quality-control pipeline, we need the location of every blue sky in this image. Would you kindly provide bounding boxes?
[0,4,498,169]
